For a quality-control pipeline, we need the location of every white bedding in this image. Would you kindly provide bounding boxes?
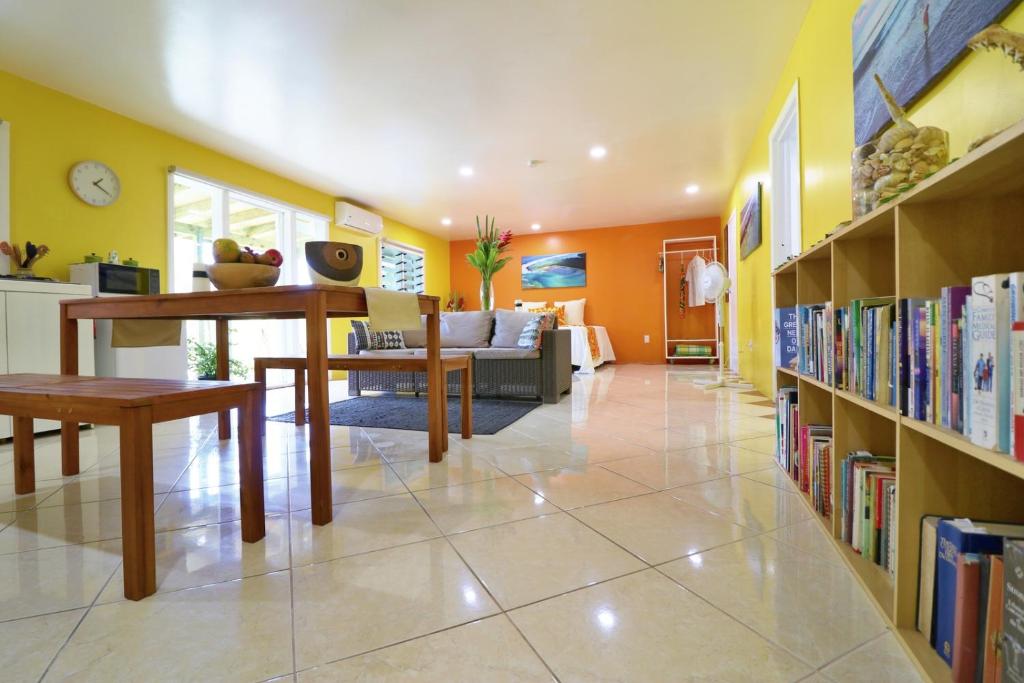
[563,325,616,374]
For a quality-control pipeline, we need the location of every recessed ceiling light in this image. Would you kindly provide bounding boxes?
[531,223,542,231]
[441,217,452,226]
[685,184,700,195]
[589,146,607,159]
[458,165,474,177]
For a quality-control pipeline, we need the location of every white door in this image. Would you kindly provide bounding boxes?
[726,211,739,373]
[770,82,802,269]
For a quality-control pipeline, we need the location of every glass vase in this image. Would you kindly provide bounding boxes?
[479,280,495,311]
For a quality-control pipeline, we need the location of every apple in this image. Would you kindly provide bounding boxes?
[257,248,284,267]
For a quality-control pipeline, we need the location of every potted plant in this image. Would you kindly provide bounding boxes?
[465,215,512,311]
[187,338,249,380]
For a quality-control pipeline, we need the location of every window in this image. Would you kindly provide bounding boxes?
[169,169,329,379]
[380,239,425,294]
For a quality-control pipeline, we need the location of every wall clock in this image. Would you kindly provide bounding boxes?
[68,160,120,207]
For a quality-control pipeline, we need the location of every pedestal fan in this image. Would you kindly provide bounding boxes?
[692,260,753,390]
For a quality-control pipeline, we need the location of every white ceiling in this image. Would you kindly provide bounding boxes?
[0,0,810,239]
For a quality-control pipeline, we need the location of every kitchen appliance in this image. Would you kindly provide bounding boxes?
[69,262,187,380]
[69,261,160,296]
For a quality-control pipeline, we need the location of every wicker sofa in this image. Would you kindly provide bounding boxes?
[346,310,572,403]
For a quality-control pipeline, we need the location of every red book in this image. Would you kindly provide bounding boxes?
[1013,322,1024,461]
[952,554,982,682]
[983,556,1004,683]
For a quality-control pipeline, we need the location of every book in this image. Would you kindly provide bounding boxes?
[1014,321,1024,462]
[775,307,798,370]
[1003,539,1024,682]
[969,275,1010,452]
[942,286,971,428]
[977,555,991,683]
[918,515,942,644]
[983,555,1004,682]
[935,519,1024,666]
[952,553,981,682]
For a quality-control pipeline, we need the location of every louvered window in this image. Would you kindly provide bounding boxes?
[380,240,425,293]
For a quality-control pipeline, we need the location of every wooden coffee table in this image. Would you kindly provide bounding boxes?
[58,285,445,526]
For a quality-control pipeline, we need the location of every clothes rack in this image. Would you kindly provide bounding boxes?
[662,236,719,363]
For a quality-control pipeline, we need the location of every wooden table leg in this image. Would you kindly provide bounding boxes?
[238,391,266,543]
[13,416,35,495]
[216,319,232,440]
[120,406,156,600]
[426,305,443,463]
[59,303,80,476]
[253,359,267,437]
[441,370,449,453]
[461,363,473,439]
[305,292,333,525]
[294,368,306,426]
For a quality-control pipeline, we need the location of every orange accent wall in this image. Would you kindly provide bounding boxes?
[449,217,722,364]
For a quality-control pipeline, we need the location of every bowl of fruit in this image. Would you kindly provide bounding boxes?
[206,239,284,290]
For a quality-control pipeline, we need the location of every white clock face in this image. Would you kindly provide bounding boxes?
[69,161,120,207]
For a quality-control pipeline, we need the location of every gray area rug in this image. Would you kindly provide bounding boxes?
[269,395,541,435]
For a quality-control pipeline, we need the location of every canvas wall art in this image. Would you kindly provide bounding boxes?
[853,0,1018,146]
[739,183,762,261]
[521,252,586,289]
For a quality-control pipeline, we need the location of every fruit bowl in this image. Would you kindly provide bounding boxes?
[206,263,281,290]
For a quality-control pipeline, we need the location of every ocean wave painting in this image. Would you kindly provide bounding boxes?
[521,252,586,289]
[853,0,1017,146]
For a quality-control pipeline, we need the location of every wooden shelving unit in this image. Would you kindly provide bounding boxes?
[771,118,1024,682]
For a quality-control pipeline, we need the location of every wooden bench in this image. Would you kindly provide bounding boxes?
[0,374,265,600]
[254,354,472,457]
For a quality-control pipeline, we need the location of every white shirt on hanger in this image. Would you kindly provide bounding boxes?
[685,254,707,307]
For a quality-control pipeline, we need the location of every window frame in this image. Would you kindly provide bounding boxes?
[379,237,426,294]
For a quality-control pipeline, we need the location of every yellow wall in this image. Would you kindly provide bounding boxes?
[724,0,1024,395]
[0,69,450,354]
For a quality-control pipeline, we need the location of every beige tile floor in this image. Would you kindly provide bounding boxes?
[0,365,924,682]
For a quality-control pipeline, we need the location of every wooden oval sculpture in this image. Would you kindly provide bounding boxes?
[305,241,363,286]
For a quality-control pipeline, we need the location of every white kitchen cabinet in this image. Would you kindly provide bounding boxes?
[0,280,95,438]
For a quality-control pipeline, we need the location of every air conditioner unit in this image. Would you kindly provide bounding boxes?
[335,201,383,235]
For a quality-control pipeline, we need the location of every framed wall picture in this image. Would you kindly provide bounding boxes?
[739,183,762,260]
[853,0,1018,145]
[521,251,586,289]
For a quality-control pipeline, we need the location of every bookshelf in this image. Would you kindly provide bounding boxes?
[771,118,1024,682]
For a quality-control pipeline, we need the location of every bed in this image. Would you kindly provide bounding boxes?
[564,325,616,374]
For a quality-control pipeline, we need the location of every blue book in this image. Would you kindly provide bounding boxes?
[934,518,1024,666]
[775,307,798,370]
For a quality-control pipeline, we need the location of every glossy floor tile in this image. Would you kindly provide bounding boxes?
[0,371,919,681]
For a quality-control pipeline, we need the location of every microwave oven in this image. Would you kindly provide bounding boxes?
[68,262,161,296]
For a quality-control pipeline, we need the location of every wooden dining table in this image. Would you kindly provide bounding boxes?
[58,285,444,525]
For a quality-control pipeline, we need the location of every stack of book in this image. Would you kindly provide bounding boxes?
[798,302,833,384]
[917,518,1024,681]
[898,273,1024,461]
[835,297,897,406]
[775,387,798,476]
[838,451,895,576]
[799,423,832,516]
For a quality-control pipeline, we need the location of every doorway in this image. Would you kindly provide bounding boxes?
[726,210,739,373]
[769,82,802,269]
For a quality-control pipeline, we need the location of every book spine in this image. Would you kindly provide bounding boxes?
[942,288,951,428]
[936,521,960,665]
[1002,541,1024,683]
[952,554,981,683]
[1014,322,1024,462]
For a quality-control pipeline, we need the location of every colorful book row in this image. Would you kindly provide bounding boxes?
[838,451,895,576]
[917,517,1024,680]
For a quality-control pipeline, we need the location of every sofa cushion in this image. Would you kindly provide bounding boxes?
[400,315,428,348]
[473,348,540,360]
[491,309,539,348]
[518,313,556,350]
[440,311,493,348]
[356,349,417,357]
[411,348,480,357]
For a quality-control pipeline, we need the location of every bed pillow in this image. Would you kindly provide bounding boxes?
[527,304,566,326]
[554,298,586,326]
[517,313,556,351]
[519,300,547,311]
[440,310,494,348]
[491,309,538,348]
